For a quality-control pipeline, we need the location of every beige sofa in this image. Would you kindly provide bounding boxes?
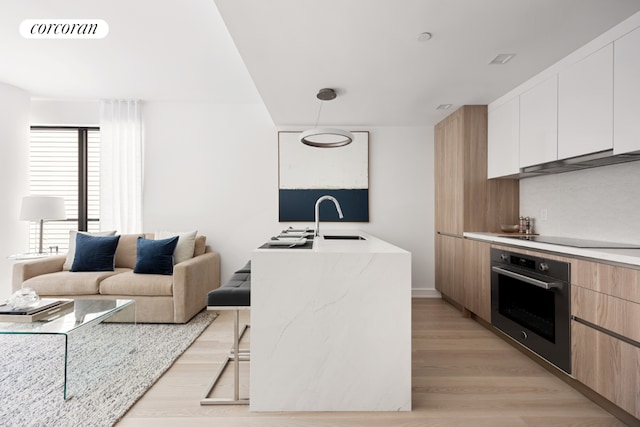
[12,233,220,323]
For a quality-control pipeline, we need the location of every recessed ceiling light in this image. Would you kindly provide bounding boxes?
[489,53,516,65]
[417,32,432,41]
[436,104,453,110]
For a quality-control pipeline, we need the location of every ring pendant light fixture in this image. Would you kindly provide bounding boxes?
[300,88,354,147]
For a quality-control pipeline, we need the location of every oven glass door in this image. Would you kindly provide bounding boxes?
[491,264,571,374]
[497,272,555,342]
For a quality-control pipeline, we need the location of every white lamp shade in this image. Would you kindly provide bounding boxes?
[20,196,67,221]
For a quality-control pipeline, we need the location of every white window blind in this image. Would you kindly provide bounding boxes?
[28,128,100,252]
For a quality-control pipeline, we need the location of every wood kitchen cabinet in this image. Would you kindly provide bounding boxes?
[434,105,518,309]
[435,105,519,235]
[435,233,464,305]
[614,25,640,155]
[571,259,640,420]
[434,110,464,235]
[436,236,492,321]
[573,323,640,420]
[462,238,491,322]
[558,44,613,160]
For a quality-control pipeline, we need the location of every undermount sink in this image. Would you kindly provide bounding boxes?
[322,235,367,241]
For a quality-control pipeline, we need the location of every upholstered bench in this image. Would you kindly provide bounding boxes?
[205,261,251,307]
[201,261,251,405]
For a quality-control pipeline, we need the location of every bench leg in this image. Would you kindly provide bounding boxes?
[233,309,240,401]
[200,309,250,405]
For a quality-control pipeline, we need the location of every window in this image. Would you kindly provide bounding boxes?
[28,127,100,252]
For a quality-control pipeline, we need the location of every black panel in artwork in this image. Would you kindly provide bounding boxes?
[279,189,369,222]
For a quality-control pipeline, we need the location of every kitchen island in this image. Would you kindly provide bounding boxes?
[250,230,412,411]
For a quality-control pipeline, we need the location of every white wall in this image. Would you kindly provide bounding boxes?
[142,102,435,291]
[30,99,99,126]
[326,126,435,293]
[0,82,30,297]
[15,99,436,295]
[142,101,277,283]
[520,161,640,244]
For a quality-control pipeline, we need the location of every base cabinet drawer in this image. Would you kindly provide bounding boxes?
[572,321,640,419]
[572,259,640,303]
[572,285,640,343]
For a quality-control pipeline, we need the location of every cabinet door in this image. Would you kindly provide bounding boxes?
[487,97,519,178]
[435,234,464,304]
[572,321,640,419]
[519,75,558,167]
[434,112,464,234]
[558,44,613,159]
[614,26,640,155]
[462,239,491,322]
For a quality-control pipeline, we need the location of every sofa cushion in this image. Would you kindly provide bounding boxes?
[114,234,144,269]
[23,269,129,295]
[207,262,251,307]
[100,271,174,296]
[155,230,197,264]
[235,260,251,274]
[134,236,179,275]
[71,234,121,272]
[63,230,117,271]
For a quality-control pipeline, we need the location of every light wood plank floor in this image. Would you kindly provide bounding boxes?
[117,299,628,427]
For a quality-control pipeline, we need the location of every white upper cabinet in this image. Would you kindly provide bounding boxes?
[519,75,558,168]
[558,44,614,160]
[614,26,640,154]
[487,97,519,179]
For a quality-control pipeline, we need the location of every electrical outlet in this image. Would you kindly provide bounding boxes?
[541,208,548,221]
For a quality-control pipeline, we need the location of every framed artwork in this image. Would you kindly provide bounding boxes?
[278,131,369,222]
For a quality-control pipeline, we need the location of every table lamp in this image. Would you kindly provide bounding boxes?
[20,196,66,254]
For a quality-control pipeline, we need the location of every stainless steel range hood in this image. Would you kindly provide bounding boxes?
[519,149,640,178]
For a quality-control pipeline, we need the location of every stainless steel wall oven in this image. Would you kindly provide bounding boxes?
[490,248,571,373]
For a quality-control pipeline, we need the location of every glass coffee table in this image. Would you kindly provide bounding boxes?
[0,299,136,400]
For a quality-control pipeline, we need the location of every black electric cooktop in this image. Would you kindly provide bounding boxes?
[503,235,640,249]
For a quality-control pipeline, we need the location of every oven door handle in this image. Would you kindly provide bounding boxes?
[491,266,561,290]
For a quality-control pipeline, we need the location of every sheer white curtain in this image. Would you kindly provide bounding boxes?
[99,100,143,233]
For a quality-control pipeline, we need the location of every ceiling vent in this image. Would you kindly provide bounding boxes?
[489,54,516,65]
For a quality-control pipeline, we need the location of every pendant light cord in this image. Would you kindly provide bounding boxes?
[314,100,324,127]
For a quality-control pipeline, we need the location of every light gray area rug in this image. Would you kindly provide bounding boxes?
[0,312,215,427]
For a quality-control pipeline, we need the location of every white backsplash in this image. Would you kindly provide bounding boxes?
[520,161,640,244]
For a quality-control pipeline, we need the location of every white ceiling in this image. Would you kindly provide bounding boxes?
[0,0,261,104]
[2,0,640,126]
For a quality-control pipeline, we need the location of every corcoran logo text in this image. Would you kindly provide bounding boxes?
[20,19,109,39]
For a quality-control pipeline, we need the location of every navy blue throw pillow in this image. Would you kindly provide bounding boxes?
[134,236,179,275]
[70,233,121,272]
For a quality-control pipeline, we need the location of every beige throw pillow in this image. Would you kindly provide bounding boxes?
[155,230,197,264]
[194,235,207,256]
[63,230,117,271]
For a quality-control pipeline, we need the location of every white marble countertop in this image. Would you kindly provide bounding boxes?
[464,232,640,268]
[258,230,410,254]
[313,230,410,253]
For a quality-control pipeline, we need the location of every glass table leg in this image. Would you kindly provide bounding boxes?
[64,302,137,400]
